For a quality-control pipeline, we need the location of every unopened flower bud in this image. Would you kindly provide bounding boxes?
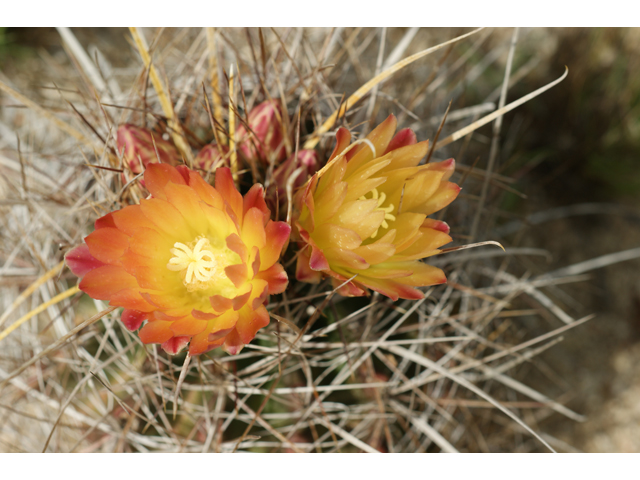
[195,143,229,172]
[117,124,181,174]
[236,100,287,165]
[268,149,318,212]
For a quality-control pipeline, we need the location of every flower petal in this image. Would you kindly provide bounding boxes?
[215,167,243,222]
[235,305,270,345]
[85,227,130,266]
[139,320,174,344]
[328,127,352,162]
[144,163,187,200]
[256,263,288,294]
[121,309,148,331]
[79,265,139,300]
[260,221,290,270]
[65,244,105,278]
[162,336,190,355]
[170,317,207,336]
[296,247,322,283]
[384,127,417,154]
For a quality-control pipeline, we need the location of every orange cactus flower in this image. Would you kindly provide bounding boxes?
[65,164,290,355]
[236,100,287,164]
[117,124,181,174]
[294,115,460,301]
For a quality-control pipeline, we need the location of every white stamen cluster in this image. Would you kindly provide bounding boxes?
[167,236,217,285]
[360,188,396,238]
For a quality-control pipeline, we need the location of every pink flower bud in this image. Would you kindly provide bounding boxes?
[116,124,181,174]
[194,143,229,171]
[268,149,318,211]
[236,100,287,164]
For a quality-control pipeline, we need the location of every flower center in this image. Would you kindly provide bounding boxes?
[167,236,223,291]
[360,188,396,238]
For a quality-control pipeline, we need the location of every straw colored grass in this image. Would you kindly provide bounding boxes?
[1,27,635,453]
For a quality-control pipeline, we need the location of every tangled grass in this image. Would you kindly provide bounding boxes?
[1,27,626,453]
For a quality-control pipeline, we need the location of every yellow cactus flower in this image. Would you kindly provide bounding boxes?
[294,115,460,300]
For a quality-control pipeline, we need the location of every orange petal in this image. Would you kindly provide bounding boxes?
[256,263,288,294]
[243,184,270,220]
[170,317,207,336]
[391,213,426,252]
[226,233,248,262]
[144,163,187,200]
[85,227,130,265]
[208,310,239,341]
[133,265,182,291]
[221,328,244,355]
[260,221,290,270]
[162,336,190,355]
[95,212,116,230]
[112,205,158,235]
[424,158,455,182]
[235,305,270,345]
[110,288,155,312]
[164,183,209,232]
[65,244,106,278]
[241,207,267,250]
[139,320,174,344]
[188,330,212,355]
[210,295,234,313]
[232,284,253,311]
[215,168,243,222]
[249,279,270,309]
[225,264,247,288]
[316,156,347,198]
[308,241,330,271]
[121,309,148,331]
[126,227,173,263]
[250,247,260,277]
[79,265,139,300]
[185,169,224,209]
[140,198,191,238]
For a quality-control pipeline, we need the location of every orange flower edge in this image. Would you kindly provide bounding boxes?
[66,164,290,356]
[294,114,460,301]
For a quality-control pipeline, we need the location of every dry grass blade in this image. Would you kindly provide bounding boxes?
[303,27,484,149]
[435,67,569,150]
[0,261,65,328]
[128,27,194,165]
[541,247,640,279]
[1,28,617,454]
[386,345,556,452]
[0,80,98,149]
[0,306,117,390]
[0,286,79,343]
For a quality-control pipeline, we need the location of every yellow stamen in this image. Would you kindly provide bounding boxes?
[167,236,218,287]
[359,188,396,238]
